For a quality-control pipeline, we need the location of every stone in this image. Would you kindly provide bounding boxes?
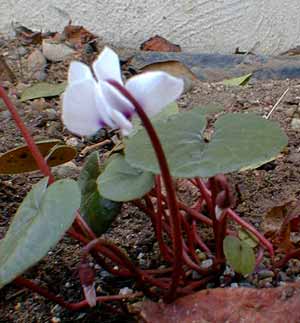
[27,49,47,75]
[291,118,300,130]
[42,39,75,62]
[52,161,80,179]
[45,108,57,121]
[0,110,11,121]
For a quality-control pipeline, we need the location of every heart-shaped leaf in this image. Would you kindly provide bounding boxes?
[223,235,255,276]
[0,140,77,174]
[125,110,287,178]
[79,151,121,235]
[20,82,67,102]
[0,177,81,288]
[97,154,155,202]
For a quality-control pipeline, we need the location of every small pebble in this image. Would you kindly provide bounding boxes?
[200,259,213,270]
[119,287,133,295]
[17,46,28,56]
[258,277,273,288]
[258,270,275,280]
[45,108,57,121]
[291,118,300,130]
[14,303,21,310]
[66,137,80,147]
[51,317,61,323]
[65,282,71,288]
[0,110,11,121]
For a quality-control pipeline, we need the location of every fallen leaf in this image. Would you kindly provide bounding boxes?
[140,35,181,52]
[140,60,197,82]
[0,140,76,174]
[63,24,97,49]
[222,73,252,86]
[20,82,67,101]
[13,24,43,45]
[133,283,300,323]
[260,199,300,250]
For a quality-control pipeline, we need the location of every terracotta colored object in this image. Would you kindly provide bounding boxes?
[135,283,300,323]
[63,24,97,49]
[140,35,181,52]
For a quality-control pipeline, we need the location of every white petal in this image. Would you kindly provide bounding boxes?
[110,109,133,135]
[99,81,135,118]
[62,79,108,136]
[92,47,123,84]
[125,71,184,117]
[69,61,93,84]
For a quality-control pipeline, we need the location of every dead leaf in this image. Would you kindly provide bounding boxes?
[260,200,300,251]
[140,35,181,52]
[141,60,197,81]
[62,24,97,49]
[0,55,16,82]
[20,82,67,102]
[13,25,43,45]
[132,283,300,323]
[0,140,76,174]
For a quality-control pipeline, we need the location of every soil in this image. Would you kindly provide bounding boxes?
[1,32,300,322]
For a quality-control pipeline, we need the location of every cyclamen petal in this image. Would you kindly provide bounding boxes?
[125,71,184,117]
[93,47,123,84]
[100,81,135,119]
[62,79,107,136]
[69,61,93,84]
[110,109,133,135]
[62,47,184,137]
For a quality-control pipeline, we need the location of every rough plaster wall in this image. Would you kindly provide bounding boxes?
[1,0,300,54]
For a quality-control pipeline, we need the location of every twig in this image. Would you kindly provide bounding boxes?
[265,88,290,120]
[79,139,111,157]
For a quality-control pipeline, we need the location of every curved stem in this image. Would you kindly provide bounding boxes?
[14,276,142,311]
[109,80,183,302]
[0,86,54,183]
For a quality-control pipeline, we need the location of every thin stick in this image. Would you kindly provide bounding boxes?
[265,88,289,120]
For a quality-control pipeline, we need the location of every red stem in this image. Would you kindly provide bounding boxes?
[0,86,54,183]
[109,80,183,302]
[226,209,274,257]
[14,276,142,311]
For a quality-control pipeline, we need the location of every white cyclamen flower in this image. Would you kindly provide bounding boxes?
[62,47,184,136]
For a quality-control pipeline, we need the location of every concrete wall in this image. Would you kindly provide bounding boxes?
[1,0,300,55]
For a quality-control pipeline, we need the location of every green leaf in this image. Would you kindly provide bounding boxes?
[125,109,207,177]
[0,177,81,289]
[198,113,288,176]
[97,154,155,202]
[238,229,259,248]
[79,152,121,235]
[223,236,256,276]
[196,103,224,115]
[131,102,179,135]
[125,110,288,178]
[222,73,252,86]
[20,82,67,102]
